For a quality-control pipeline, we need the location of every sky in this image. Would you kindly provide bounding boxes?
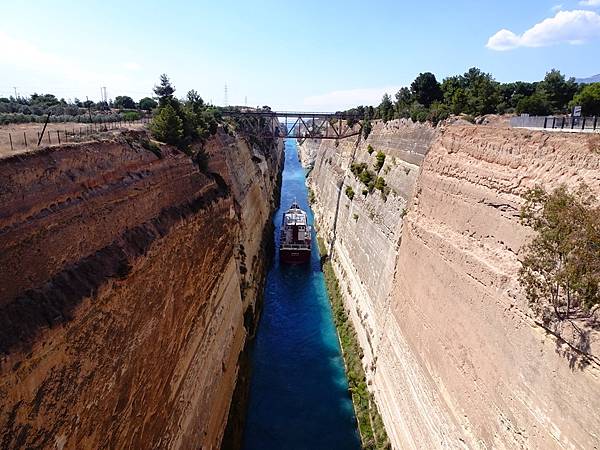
[0,0,599,111]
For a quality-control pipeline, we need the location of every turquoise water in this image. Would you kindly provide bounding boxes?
[241,139,361,450]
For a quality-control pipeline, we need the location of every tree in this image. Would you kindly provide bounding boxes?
[516,93,552,116]
[519,185,600,323]
[394,87,412,118]
[114,95,136,109]
[410,72,442,107]
[186,90,204,113]
[441,76,467,114]
[139,97,158,111]
[538,69,578,113]
[153,74,175,107]
[569,83,600,116]
[149,103,183,146]
[378,93,394,122]
[462,67,500,116]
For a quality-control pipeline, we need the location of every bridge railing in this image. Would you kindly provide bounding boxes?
[510,115,599,132]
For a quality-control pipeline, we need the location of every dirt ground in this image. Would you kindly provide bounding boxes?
[0,121,147,158]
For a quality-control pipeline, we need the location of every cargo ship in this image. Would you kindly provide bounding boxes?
[279,201,312,264]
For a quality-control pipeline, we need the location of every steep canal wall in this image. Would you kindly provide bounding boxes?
[299,120,600,449]
[0,129,283,449]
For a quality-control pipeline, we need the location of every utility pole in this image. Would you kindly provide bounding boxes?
[13,86,17,98]
[245,96,247,106]
[224,84,229,107]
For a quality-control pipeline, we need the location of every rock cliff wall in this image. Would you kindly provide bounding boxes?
[0,130,283,449]
[299,120,600,449]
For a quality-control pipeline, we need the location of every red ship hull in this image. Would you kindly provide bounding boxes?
[280,248,311,264]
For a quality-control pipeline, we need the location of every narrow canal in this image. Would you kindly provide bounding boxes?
[241,139,361,449]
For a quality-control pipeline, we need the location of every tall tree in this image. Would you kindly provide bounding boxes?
[410,72,443,107]
[139,97,158,111]
[113,95,136,109]
[153,74,176,107]
[538,69,578,113]
[378,93,394,122]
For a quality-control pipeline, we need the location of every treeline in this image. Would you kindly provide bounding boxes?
[343,68,600,129]
[0,93,158,125]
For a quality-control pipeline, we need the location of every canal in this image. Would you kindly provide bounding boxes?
[241,139,361,449]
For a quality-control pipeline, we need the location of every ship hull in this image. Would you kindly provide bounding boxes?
[280,248,311,264]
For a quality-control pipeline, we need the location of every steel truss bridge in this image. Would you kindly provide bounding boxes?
[222,110,364,141]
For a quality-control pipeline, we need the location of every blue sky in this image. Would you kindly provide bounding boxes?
[1,0,599,110]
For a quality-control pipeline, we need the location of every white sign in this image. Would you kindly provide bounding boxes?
[573,106,582,117]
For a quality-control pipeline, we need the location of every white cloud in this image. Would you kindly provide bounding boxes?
[486,9,600,50]
[303,86,401,111]
[551,4,563,12]
[579,0,600,6]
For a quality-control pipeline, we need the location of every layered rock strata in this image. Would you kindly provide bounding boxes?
[0,130,282,449]
[300,120,600,449]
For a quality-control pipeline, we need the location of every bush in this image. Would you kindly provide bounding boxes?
[374,176,386,192]
[149,104,183,146]
[350,162,367,177]
[374,151,386,172]
[345,186,355,200]
[367,144,374,155]
[516,93,552,116]
[569,82,600,116]
[363,120,372,139]
[409,103,429,122]
[358,169,374,187]
[427,102,450,125]
[123,111,140,121]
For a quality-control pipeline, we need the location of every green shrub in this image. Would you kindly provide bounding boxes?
[149,103,183,146]
[367,144,374,155]
[345,185,355,200]
[353,213,359,221]
[374,176,386,192]
[374,151,386,172]
[123,111,140,121]
[350,162,367,177]
[363,120,372,139]
[358,169,375,187]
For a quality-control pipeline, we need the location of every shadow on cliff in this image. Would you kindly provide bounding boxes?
[0,185,228,358]
[545,312,600,371]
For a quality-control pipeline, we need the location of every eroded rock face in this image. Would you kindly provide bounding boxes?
[0,131,283,449]
[300,120,600,449]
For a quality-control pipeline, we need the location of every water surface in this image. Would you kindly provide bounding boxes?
[241,139,360,450]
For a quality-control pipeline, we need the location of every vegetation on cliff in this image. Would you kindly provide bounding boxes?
[318,237,390,449]
[519,184,600,323]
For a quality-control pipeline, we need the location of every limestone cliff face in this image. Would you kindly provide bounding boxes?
[300,120,600,449]
[0,130,283,449]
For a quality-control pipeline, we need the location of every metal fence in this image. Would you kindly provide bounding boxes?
[1,117,151,152]
[510,115,599,132]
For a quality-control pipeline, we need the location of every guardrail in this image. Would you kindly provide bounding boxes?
[510,115,599,132]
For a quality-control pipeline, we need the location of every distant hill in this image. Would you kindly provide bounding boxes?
[575,74,600,84]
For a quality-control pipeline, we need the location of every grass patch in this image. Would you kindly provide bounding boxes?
[320,236,391,450]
